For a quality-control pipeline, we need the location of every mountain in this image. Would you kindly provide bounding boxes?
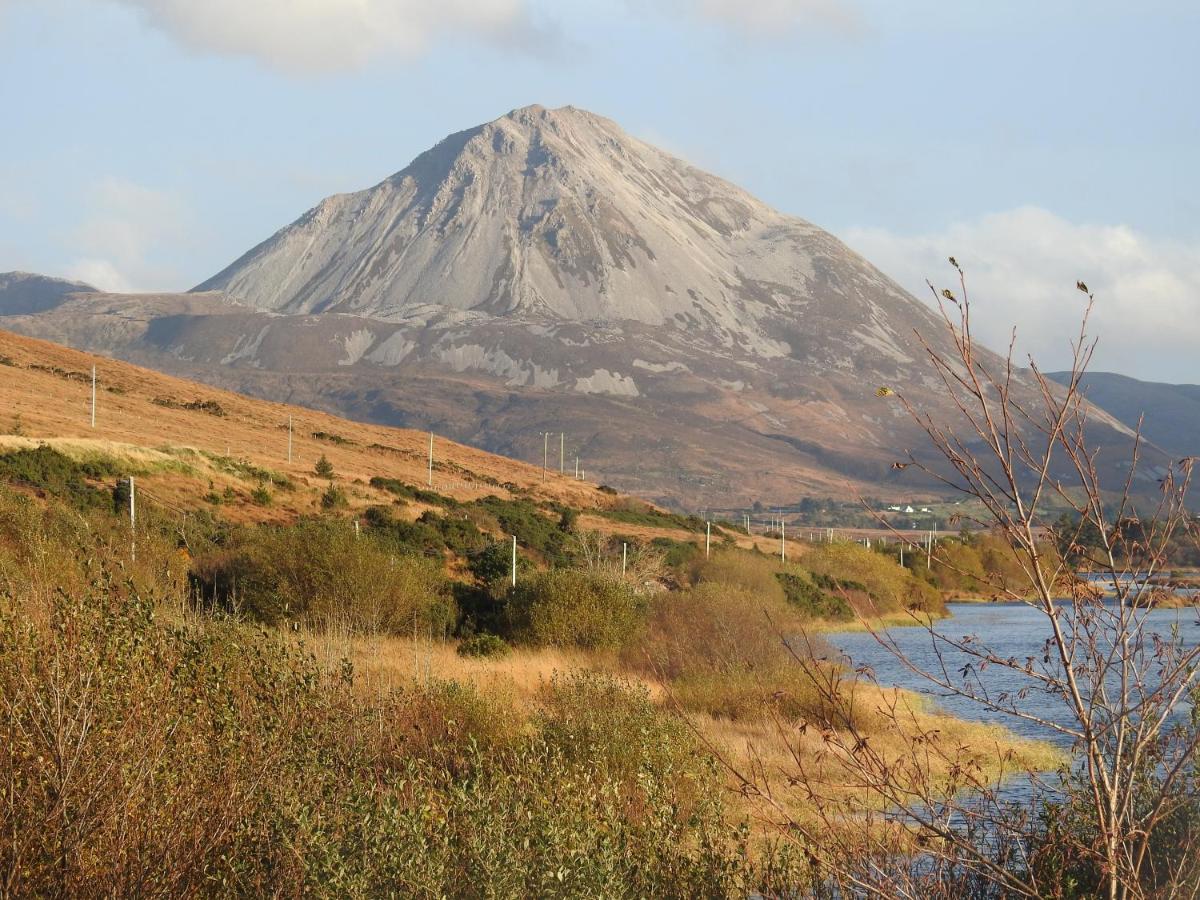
[1047,371,1200,461]
[0,105,1155,507]
[0,272,96,315]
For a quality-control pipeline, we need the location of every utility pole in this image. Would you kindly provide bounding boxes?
[559,433,564,474]
[511,536,517,587]
[90,366,96,428]
[781,519,786,563]
[542,432,548,483]
[622,542,628,576]
[706,521,711,558]
[428,431,434,487]
[575,455,580,480]
[128,476,136,562]
[287,416,293,464]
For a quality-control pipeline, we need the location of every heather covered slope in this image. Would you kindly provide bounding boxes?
[1047,370,1200,460]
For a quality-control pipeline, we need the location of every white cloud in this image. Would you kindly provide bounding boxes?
[842,207,1200,383]
[105,0,552,73]
[66,176,191,292]
[64,258,135,292]
[649,0,865,36]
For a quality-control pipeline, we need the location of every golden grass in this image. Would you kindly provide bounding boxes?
[300,625,1061,837]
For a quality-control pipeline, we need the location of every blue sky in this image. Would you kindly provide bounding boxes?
[0,0,1197,380]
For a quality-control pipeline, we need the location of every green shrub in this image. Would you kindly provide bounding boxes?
[652,536,701,572]
[776,571,853,620]
[314,453,334,478]
[369,476,454,507]
[474,496,571,565]
[320,483,347,509]
[502,569,645,650]
[250,483,272,506]
[804,541,944,615]
[311,430,355,446]
[192,519,455,634]
[0,445,117,508]
[456,632,511,658]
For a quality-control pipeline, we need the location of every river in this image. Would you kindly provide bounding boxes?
[828,601,1200,804]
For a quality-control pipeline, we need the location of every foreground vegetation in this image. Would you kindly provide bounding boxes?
[0,442,1066,896]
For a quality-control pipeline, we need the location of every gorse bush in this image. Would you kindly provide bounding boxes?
[693,549,788,603]
[804,541,944,615]
[193,519,455,635]
[776,571,853,620]
[502,568,645,650]
[457,632,510,658]
[0,445,118,508]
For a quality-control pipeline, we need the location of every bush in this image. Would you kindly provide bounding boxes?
[320,483,347,509]
[474,496,571,565]
[369,476,453,507]
[192,519,455,634]
[652,536,700,573]
[314,453,334,478]
[0,587,761,897]
[776,571,853,620]
[502,569,645,650]
[250,483,272,506]
[693,549,787,603]
[0,445,117,508]
[628,583,799,681]
[456,632,511,658]
[804,541,944,615]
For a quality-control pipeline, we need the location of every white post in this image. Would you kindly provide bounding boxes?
[511,535,517,587]
[781,519,786,563]
[129,476,136,562]
[542,432,548,483]
[900,542,905,567]
[927,531,932,568]
[575,455,579,480]
[705,521,711,558]
[622,542,628,576]
[288,416,293,464]
[354,519,360,539]
[560,433,564,474]
[90,366,96,428]
[428,431,434,487]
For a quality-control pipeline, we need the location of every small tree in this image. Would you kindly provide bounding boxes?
[313,454,334,479]
[717,265,1200,899]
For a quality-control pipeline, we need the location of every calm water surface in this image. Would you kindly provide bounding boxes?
[828,602,1200,803]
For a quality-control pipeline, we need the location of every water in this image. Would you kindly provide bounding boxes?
[828,601,1200,804]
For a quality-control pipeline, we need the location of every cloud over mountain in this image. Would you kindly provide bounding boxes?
[843,207,1200,383]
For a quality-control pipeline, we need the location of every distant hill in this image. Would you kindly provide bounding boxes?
[0,326,776,549]
[0,272,96,315]
[1046,371,1200,460]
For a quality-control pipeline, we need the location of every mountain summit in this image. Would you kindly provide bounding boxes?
[194,104,933,371]
[1,106,1150,506]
